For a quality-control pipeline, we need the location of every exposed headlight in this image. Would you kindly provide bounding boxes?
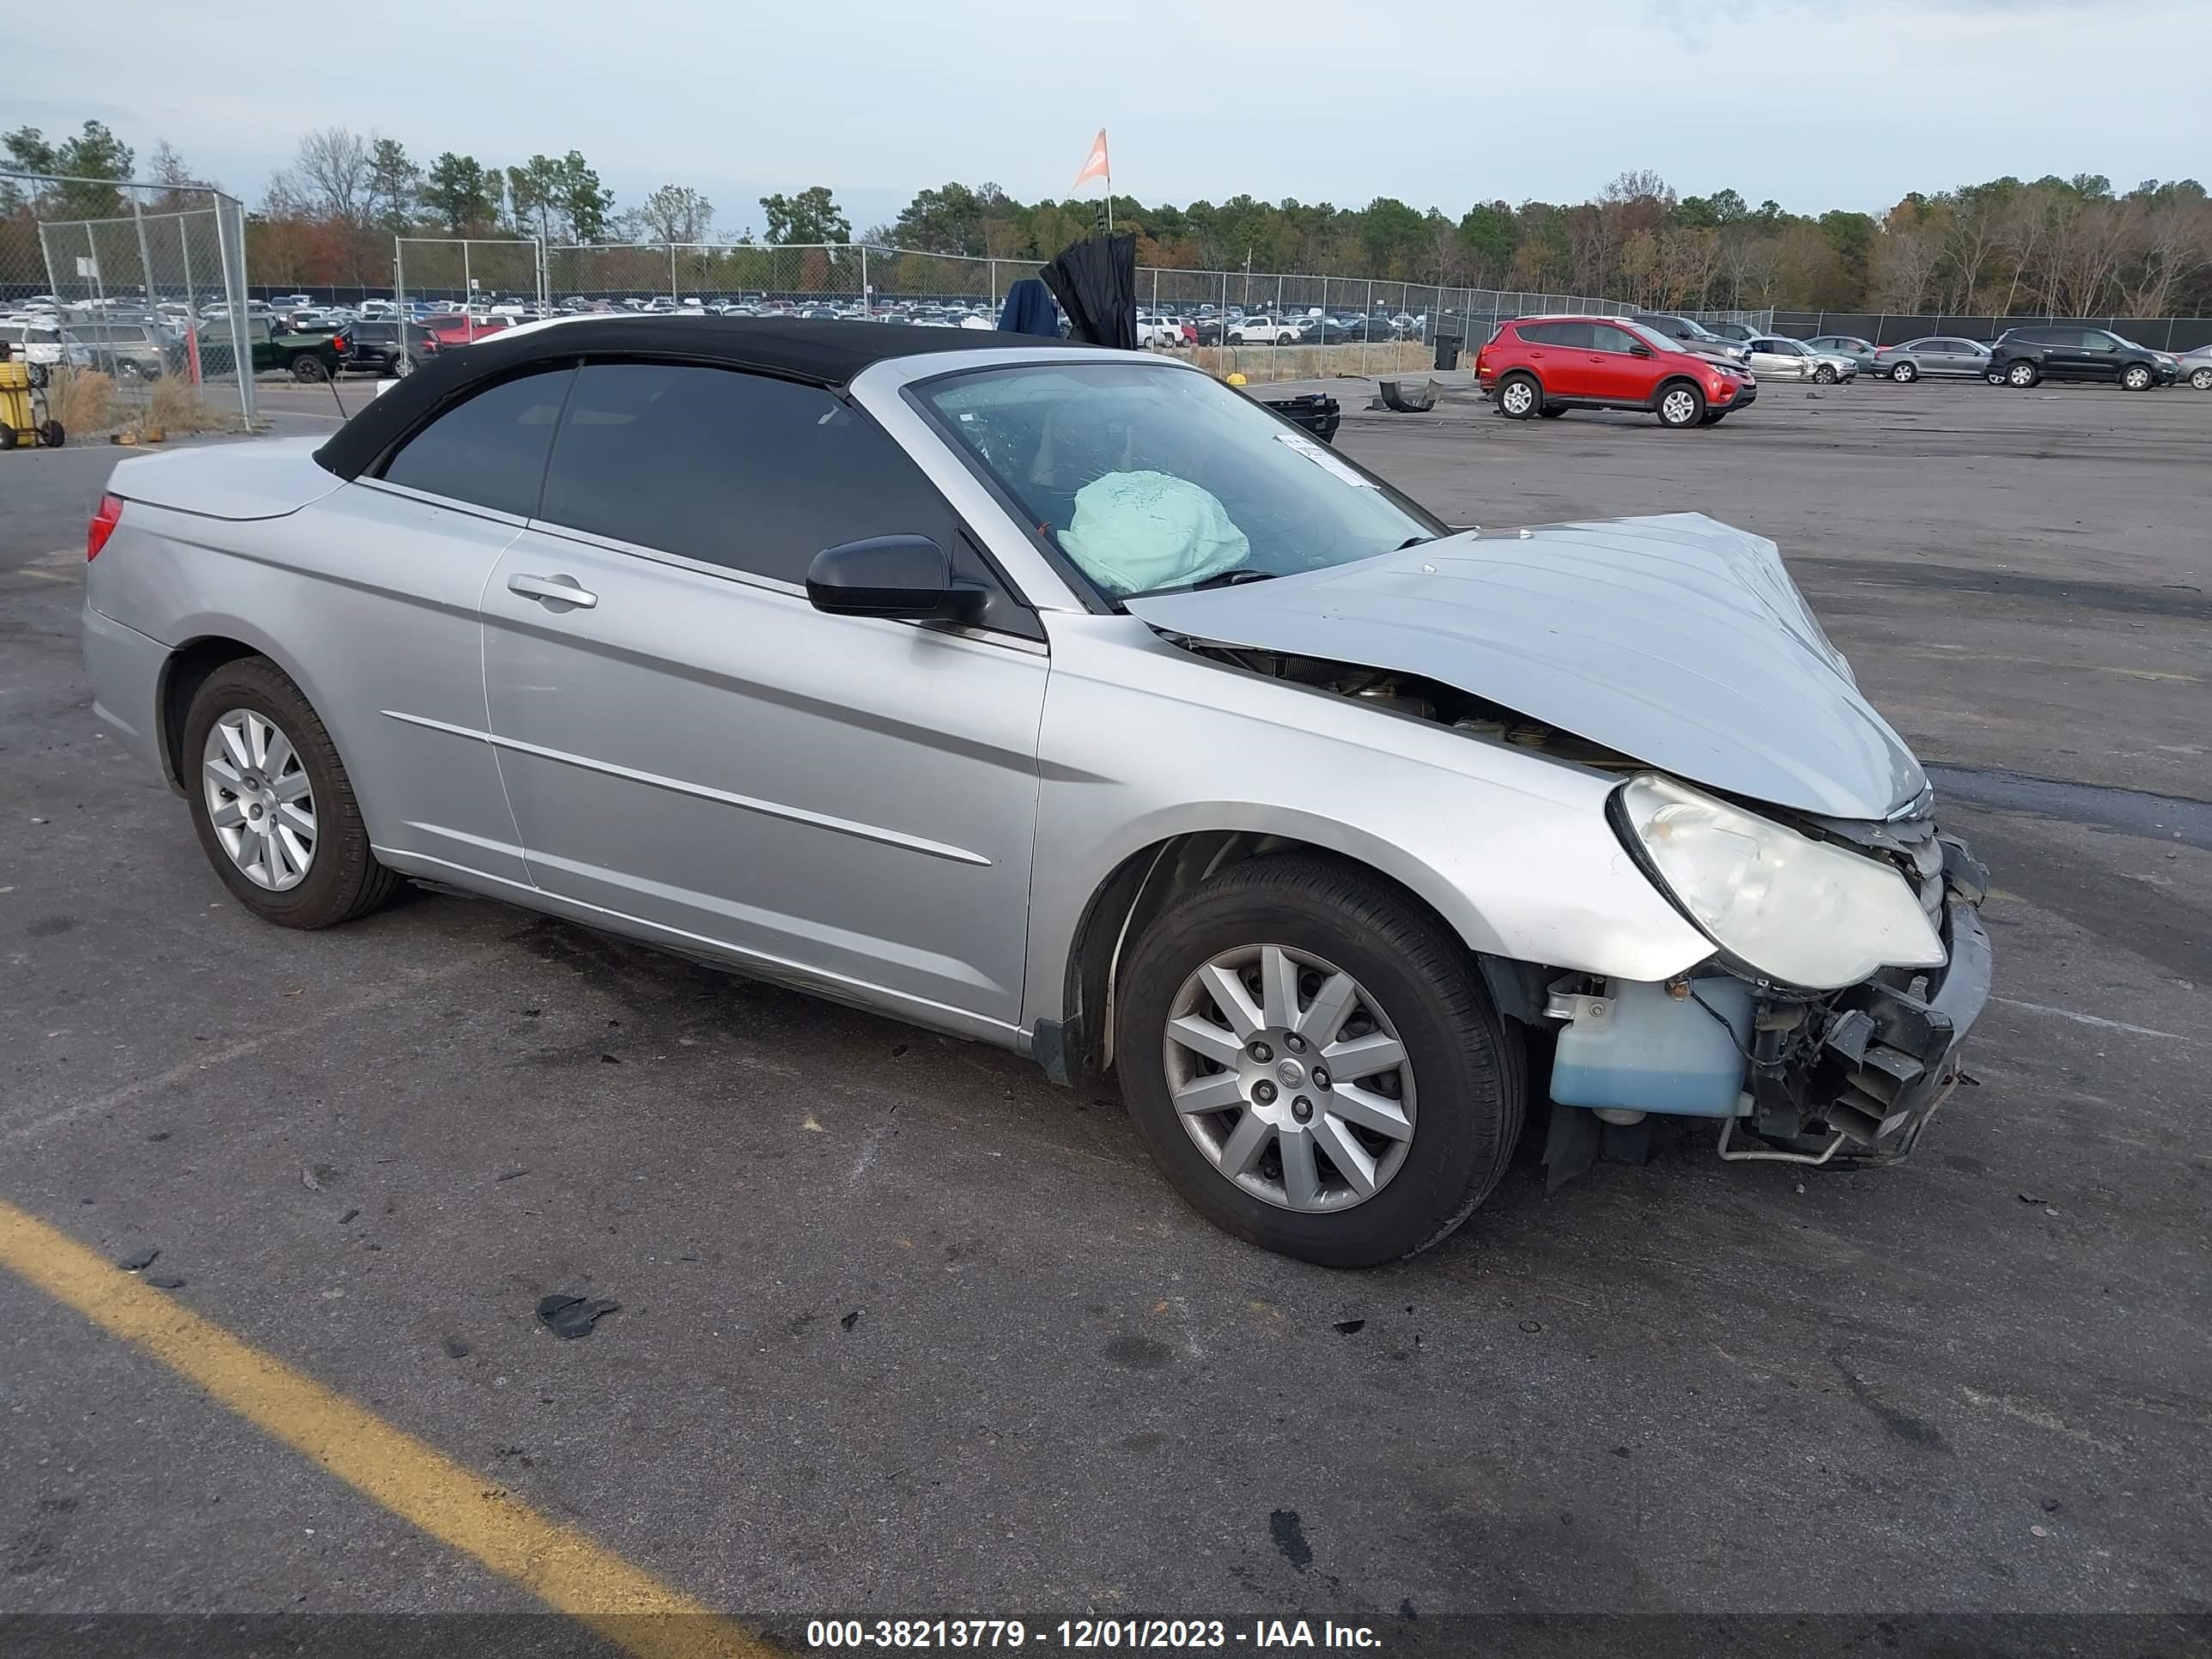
[1612,774,1946,990]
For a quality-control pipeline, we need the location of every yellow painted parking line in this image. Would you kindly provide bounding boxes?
[0,1198,770,1659]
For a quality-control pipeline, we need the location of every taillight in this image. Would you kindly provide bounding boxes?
[88,492,124,561]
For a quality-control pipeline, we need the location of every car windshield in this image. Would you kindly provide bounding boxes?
[916,362,1445,600]
[1620,320,1685,353]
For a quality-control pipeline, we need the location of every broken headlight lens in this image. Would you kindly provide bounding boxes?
[1613,774,1945,990]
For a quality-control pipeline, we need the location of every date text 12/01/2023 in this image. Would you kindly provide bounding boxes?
[804,1620,1384,1649]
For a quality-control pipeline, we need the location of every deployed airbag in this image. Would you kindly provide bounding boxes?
[1059,471,1250,596]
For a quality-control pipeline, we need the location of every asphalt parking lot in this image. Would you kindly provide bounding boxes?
[3,379,2207,1654]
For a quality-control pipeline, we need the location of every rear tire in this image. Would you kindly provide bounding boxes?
[290,354,328,383]
[0,425,15,450]
[182,657,401,929]
[1115,854,1522,1267]
[1656,380,1705,428]
[1496,374,1540,420]
[1890,361,1917,383]
[2191,367,2212,391]
[2006,361,2040,388]
[39,421,64,448]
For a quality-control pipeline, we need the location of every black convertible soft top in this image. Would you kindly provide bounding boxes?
[313,316,1075,480]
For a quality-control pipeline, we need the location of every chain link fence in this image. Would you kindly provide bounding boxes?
[385,236,1774,385]
[1,170,255,438]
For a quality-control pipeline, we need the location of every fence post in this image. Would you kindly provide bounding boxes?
[668,241,678,301]
[179,215,202,386]
[131,188,155,314]
[212,194,255,428]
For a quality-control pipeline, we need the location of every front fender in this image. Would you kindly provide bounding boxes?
[1021,617,1711,1030]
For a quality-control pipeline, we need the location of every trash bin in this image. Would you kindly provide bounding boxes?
[1433,334,1463,372]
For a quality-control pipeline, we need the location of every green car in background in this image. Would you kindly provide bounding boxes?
[181,316,349,381]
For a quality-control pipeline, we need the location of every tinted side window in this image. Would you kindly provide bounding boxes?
[540,362,961,588]
[1522,321,1593,348]
[1590,324,1641,354]
[380,367,574,516]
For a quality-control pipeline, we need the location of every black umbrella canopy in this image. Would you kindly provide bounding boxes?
[1041,234,1137,350]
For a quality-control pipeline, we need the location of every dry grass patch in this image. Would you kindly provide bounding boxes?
[149,377,237,434]
[46,368,116,436]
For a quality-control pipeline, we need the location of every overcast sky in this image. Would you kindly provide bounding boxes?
[12,0,2206,235]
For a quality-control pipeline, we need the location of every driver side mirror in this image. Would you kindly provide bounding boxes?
[805,535,988,622]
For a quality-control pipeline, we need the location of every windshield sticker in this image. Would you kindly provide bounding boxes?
[1275,430,1375,488]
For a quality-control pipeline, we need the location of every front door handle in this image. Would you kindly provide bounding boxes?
[507,573,598,610]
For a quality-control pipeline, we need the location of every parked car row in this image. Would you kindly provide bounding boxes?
[1475,309,2203,431]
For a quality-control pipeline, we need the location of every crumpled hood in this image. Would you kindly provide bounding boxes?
[1125,512,1926,821]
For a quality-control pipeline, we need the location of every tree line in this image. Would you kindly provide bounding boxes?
[7,119,2209,317]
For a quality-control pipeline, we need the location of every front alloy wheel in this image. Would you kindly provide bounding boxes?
[1657,384,1705,428]
[203,709,317,890]
[1115,854,1522,1267]
[1164,944,1416,1213]
[2121,364,2153,391]
[1814,363,1838,384]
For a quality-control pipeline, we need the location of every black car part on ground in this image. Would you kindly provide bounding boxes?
[1257,392,1341,442]
[1040,234,1138,351]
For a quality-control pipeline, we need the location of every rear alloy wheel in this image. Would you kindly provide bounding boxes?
[1890,361,1917,383]
[1814,363,1838,385]
[2120,363,2153,391]
[1115,855,1522,1267]
[1656,382,1705,428]
[184,657,401,928]
[2191,367,2212,391]
[2007,361,2040,388]
[1497,374,1540,420]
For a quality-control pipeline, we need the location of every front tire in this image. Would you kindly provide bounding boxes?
[1890,361,1917,383]
[183,657,401,928]
[1496,374,1540,420]
[1814,363,1838,385]
[2120,363,2153,391]
[1115,855,1522,1267]
[2007,361,2040,388]
[1656,381,1705,428]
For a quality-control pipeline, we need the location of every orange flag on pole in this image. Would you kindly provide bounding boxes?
[1073,130,1111,192]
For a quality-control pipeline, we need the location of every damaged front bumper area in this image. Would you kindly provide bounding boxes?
[1730,830,1991,1164]
[1542,823,1991,1183]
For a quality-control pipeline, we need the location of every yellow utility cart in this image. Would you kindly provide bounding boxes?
[0,345,66,449]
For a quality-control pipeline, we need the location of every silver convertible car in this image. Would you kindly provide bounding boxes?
[81,319,1990,1267]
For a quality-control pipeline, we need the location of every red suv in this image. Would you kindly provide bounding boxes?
[1475,316,1756,428]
